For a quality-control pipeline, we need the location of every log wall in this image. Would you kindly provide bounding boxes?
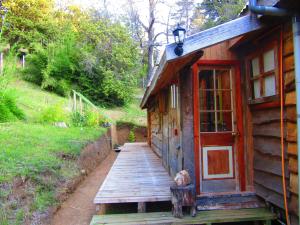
[239,22,298,224]
[148,86,182,178]
[283,22,298,225]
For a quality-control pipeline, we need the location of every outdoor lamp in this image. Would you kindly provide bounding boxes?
[172,24,186,56]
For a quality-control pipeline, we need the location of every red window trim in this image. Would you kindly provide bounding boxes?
[246,36,281,105]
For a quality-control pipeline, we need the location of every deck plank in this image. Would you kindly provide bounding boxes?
[90,208,276,225]
[93,142,173,204]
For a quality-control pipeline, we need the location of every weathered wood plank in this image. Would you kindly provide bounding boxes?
[287,142,297,156]
[286,122,297,142]
[285,91,296,106]
[286,106,297,123]
[254,152,288,177]
[290,173,298,195]
[283,34,294,56]
[93,143,173,205]
[90,208,275,225]
[179,67,195,183]
[251,108,281,125]
[285,70,295,88]
[254,170,288,196]
[289,157,298,174]
[253,122,283,138]
[254,184,284,209]
[283,54,294,72]
[253,137,284,157]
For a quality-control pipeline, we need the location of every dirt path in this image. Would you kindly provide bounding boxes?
[51,151,117,225]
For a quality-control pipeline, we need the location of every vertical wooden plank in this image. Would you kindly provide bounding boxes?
[147,109,151,146]
[193,64,200,194]
[137,202,146,213]
[235,64,246,191]
[179,66,196,186]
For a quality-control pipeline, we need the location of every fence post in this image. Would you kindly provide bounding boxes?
[73,90,77,112]
[0,52,3,75]
[79,96,83,114]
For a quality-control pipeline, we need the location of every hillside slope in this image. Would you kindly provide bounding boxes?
[0,79,146,224]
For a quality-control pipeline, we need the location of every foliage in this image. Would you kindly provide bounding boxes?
[21,8,142,105]
[71,111,87,127]
[191,0,247,32]
[0,89,25,122]
[71,109,108,127]
[23,43,48,85]
[128,130,136,142]
[2,0,58,48]
[0,122,105,224]
[38,103,68,123]
[23,34,76,97]
[0,122,105,182]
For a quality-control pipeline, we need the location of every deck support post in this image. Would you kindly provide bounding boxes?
[263,220,271,225]
[138,202,146,213]
[96,204,106,215]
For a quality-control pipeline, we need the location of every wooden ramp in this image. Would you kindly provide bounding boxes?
[90,208,276,225]
[93,142,173,206]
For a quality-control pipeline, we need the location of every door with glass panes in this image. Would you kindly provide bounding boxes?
[196,64,244,194]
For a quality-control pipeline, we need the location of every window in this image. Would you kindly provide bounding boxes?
[248,42,278,103]
[199,69,234,133]
[170,84,178,109]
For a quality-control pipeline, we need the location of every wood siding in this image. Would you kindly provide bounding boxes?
[201,39,238,60]
[283,22,298,224]
[148,86,182,178]
[240,22,298,223]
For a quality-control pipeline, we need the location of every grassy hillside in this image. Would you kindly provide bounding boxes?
[0,79,146,224]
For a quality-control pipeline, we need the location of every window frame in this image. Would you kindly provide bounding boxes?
[246,39,280,105]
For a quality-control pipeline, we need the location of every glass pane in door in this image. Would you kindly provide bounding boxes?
[199,69,233,133]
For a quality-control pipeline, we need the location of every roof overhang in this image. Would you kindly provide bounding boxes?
[141,14,265,109]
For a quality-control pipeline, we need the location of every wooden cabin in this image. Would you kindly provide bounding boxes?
[141,0,299,224]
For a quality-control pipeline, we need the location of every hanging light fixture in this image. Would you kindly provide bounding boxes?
[172,24,186,56]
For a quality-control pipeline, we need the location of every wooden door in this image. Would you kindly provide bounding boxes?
[193,61,245,195]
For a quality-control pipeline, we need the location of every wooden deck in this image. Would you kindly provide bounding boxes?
[90,208,276,225]
[93,142,173,205]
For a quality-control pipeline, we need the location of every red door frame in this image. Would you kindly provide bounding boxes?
[192,60,245,195]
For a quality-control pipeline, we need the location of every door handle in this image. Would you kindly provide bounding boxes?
[232,131,240,136]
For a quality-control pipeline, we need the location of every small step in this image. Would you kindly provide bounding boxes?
[90,208,276,225]
[197,192,265,211]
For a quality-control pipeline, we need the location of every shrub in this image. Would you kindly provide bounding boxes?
[128,130,135,142]
[38,104,68,123]
[0,90,25,122]
[23,44,48,85]
[71,111,87,127]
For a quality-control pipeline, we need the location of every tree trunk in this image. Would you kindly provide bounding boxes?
[147,0,155,81]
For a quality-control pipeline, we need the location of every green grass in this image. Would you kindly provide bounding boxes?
[99,88,146,126]
[0,77,146,224]
[8,80,69,122]
[0,122,105,183]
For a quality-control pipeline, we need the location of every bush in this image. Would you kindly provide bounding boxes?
[71,109,108,127]
[128,130,135,142]
[71,111,87,127]
[38,104,68,123]
[0,90,25,122]
[23,44,48,85]
[23,18,142,107]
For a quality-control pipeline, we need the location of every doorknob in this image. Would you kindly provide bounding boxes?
[232,131,240,136]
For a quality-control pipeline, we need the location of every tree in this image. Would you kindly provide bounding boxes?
[2,0,58,47]
[191,0,246,32]
[171,0,195,35]
[126,0,168,81]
